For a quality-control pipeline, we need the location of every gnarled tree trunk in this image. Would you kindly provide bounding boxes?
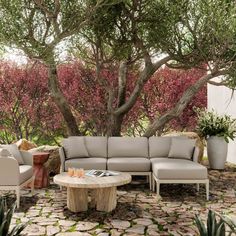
[46,56,80,136]
[107,56,171,136]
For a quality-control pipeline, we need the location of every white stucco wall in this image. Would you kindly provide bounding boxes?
[207,81,236,164]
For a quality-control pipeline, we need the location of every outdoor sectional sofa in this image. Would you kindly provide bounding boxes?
[59,136,209,200]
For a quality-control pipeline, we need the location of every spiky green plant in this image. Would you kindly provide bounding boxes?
[196,109,236,143]
[0,197,26,236]
[195,210,236,236]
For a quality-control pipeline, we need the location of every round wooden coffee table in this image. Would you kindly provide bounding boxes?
[53,171,131,212]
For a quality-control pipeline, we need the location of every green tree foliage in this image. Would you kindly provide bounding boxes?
[1,1,236,136]
[0,0,122,136]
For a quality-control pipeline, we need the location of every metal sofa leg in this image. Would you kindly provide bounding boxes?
[156,181,160,197]
[206,180,209,200]
[152,175,155,191]
[196,183,200,192]
[149,173,152,191]
[16,187,20,208]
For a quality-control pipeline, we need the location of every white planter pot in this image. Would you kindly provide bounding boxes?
[207,136,228,169]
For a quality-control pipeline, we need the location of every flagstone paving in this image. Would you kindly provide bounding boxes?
[1,163,236,236]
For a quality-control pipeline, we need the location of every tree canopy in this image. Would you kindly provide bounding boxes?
[0,0,235,137]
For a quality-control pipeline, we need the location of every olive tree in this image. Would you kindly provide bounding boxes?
[1,0,236,137]
[0,0,120,136]
[72,0,236,136]
[72,0,171,136]
[142,0,236,136]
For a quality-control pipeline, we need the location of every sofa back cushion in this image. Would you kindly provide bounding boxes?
[149,137,172,158]
[168,137,196,160]
[84,136,107,158]
[62,137,89,159]
[108,137,148,158]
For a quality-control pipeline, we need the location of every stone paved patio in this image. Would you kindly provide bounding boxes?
[1,163,236,236]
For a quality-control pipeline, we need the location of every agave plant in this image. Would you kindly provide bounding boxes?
[0,197,26,236]
[195,210,236,236]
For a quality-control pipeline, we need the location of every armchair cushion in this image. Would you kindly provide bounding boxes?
[0,157,19,185]
[168,138,196,160]
[62,137,89,159]
[1,144,24,164]
[0,148,11,157]
[19,165,33,185]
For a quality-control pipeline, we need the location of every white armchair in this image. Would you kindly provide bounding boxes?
[0,150,35,208]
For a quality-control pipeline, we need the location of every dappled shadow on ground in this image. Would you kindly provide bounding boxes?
[1,163,236,235]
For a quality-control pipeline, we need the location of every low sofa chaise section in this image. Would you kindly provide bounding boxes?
[149,137,209,200]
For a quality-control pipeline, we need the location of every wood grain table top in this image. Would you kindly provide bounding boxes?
[53,171,131,189]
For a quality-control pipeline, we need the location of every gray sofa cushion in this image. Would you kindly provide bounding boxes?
[19,165,33,184]
[107,158,150,172]
[150,157,168,163]
[108,137,148,158]
[149,137,172,158]
[1,144,24,164]
[65,158,107,171]
[152,158,207,180]
[168,138,196,160]
[84,137,107,157]
[62,137,89,159]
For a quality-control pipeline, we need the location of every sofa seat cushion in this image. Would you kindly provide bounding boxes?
[107,158,150,172]
[19,165,33,184]
[150,157,168,163]
[152,158,207,180]
[65,158,107,171]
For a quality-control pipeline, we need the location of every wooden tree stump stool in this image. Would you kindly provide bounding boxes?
[33,152,50,188]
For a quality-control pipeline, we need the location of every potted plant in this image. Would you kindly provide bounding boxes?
[196,109,236,169]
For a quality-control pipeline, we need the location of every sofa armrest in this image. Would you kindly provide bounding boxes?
[0,157,20,185]
[20,150,34,166]
[192,146,200,163]
[59,147,66,172]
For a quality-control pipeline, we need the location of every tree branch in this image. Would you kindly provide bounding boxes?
[144,69,229,137]
[114,55,171,116]
[117,61,128,107]
[208,80,228,86]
